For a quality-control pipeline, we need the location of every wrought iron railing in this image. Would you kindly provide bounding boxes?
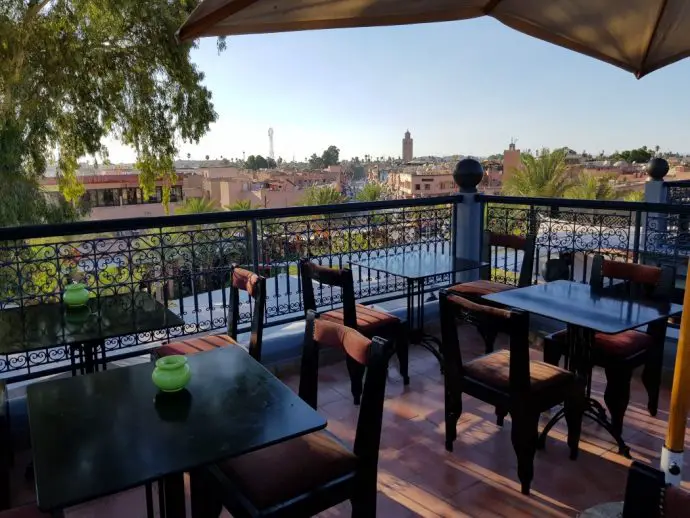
[479,195,690,291]
[0,196,458,378]
[666,180,690,205]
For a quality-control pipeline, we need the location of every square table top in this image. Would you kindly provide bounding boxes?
[350,250,487,281]
[0,292,184,353]
[28,346,327,511]
[483,280,683,334]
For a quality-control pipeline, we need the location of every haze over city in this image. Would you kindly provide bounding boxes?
[106,18,690,162]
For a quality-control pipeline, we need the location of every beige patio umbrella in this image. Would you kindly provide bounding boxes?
[177,0,690,78]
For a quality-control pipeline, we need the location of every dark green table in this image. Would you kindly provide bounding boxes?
[0,292,184,376]
[28,346,327,517]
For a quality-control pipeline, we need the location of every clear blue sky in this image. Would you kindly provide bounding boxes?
[107,18,690,162]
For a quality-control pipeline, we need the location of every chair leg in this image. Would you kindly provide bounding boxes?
[189,469,223,518]
[604,366,633,439]
[543,337,563,366]
[350,474,377,518]
[641,345,664,417]
[346,355,366,406]
[563,384,584,461]
[444,391,462,452]
[510,409,540,495]
[496,406,508,427]
[396,326,410,385]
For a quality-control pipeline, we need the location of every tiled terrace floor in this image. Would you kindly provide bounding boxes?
[8,325,690,517]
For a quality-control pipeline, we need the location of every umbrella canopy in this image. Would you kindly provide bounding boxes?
[178,0,690,78]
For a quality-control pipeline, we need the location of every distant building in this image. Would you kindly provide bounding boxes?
[402,130,414,163]
[502,141,521,184]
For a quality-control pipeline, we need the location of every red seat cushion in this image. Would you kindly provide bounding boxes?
[321,304,399,336]
[0,506,50,518]
[464,350,573,392]
[449,280,516,297]
[216,431,358,511]
[155,334,240,357]
[550,329,654,358]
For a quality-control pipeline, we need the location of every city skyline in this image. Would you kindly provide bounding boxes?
[104,18,690,163]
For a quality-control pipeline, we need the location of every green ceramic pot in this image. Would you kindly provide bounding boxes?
[152,355,191,393]
[64,305,91,330]
[63,283,89,308]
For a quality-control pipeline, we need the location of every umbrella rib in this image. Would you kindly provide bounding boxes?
[483,0,505,15]
[178,0,259,41]
[638,0,670,78]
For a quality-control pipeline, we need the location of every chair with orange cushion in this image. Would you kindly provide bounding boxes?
[622,461,690,517]
[153,265,266,361]
[448,231,536,353]
[189,311,392,518]
[440,289,583,496]
[543,255,674,439]
[299,258,408,405]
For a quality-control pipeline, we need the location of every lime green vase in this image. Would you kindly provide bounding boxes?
[152,355,191,392]
[63,283,89,308]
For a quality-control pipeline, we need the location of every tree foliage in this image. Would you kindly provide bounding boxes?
[614,147,653,164]
[503,148,573,198]
[308,145,340,170]
[623,190,645,202]
[1,0,221,225]
[300,186,345,206]
[225,199,255,211]
[176,197,219,214]
[246,155,269,170]
[566,173,616,200]
[356,183,385,202]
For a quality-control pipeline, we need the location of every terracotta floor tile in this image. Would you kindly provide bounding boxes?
[10,323,679,517]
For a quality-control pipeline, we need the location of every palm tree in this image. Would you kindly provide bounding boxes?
[176,197,219,214]
[300,186,345,206]
[503,148,573,198]
[623,190,645,202]
[225,199,255,211]
[566,173,616,200]
[356,183,385,202]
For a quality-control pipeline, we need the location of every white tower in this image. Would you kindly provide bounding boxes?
[268,127,275,159]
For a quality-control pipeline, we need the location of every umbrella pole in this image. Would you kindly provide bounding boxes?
[662,273,690,485]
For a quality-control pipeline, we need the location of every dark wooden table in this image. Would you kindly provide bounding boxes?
[350,250,487,365]
[27,346,327,516]
[0,292,184,377]
[484,280,683,455]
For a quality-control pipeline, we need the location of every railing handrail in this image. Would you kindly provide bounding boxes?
[477,194,690,214]
[0,194,464,240]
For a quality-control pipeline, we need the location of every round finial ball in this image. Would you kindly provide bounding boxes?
[453,158,484,193]
[647,157,669,180]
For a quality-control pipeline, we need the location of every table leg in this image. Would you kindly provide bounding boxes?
[538,324,631,457]
[406,278,444,368]
[161,473,186,518]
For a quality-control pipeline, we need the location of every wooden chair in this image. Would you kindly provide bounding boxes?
[543,255,674,438]
[153,266,266,361]
[622,461,690,517]
[190,311,392,518]
[300,258,408,404]
[449,231,536,353]
[439,290,583,495]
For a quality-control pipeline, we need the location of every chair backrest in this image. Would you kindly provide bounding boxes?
[439,289,531,392]
[622,461,690,518]
[481,231,536,288]
[299,258,357,329]
[300,311,390,484]
[228,265,266,361]
[589,255,674,301]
